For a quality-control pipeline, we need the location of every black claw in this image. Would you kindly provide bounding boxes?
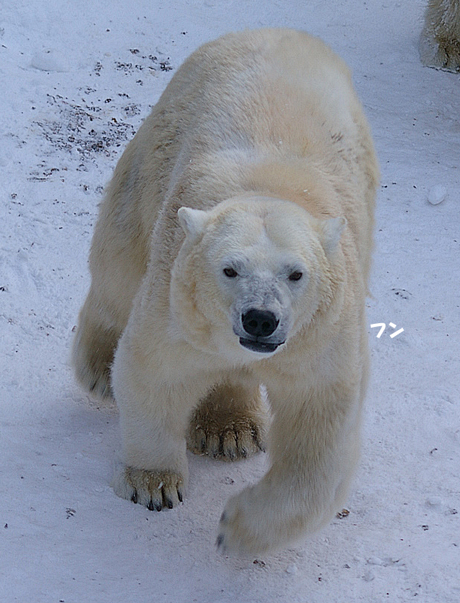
[162,487,174,509]
[225,448,236,461]
[220,511,227,523]
[131,491,138,504]
[147,499,154,511]
[216,534,224,548]
[178,490,183,503]
[218,439,225,458]
[154,500,163,512]
[251,427,264,451]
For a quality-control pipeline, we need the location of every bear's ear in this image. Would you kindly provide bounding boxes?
[319,216,347,256]
[178,207,209,241]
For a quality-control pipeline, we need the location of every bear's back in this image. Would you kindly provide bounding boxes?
[106,29,377,293]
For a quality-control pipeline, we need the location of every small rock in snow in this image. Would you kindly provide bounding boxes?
[427,185,447,205]
[336,508,350,519]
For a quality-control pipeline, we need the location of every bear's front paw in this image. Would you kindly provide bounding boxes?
[189,416,265,461]
[216,489,274,555]
[188,383,268,461]
[216,483,311,555]
[112,466,184,510]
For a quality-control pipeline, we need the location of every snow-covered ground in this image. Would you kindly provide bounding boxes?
[1,1,459,601]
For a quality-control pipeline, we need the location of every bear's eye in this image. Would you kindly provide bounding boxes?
[288,271,303,282]
[223,267,238,278]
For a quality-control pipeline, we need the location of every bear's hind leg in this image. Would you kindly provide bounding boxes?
[187,380,270,460]
[72,206,147,400]
[72,290,122,399]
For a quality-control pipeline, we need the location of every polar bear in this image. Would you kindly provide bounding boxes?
[72,29,378,554]
[420,0,460,71]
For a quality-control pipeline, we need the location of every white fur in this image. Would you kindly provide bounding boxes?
[72,29,379,555]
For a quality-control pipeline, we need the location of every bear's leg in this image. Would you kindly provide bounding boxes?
[110,331,215,510]
[72,229,146,399]
[216,384,363,554]
[72,290,122,399]
[187,380,269,460]
[420,0,460,72]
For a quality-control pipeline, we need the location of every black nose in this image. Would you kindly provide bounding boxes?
[242,309,279,338]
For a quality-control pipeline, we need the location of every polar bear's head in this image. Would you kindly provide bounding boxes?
[171,197,345,363]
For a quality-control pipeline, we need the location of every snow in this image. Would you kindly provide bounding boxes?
[1,1,459,601]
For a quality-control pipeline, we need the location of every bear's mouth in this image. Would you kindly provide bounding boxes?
[239,337,284,354]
